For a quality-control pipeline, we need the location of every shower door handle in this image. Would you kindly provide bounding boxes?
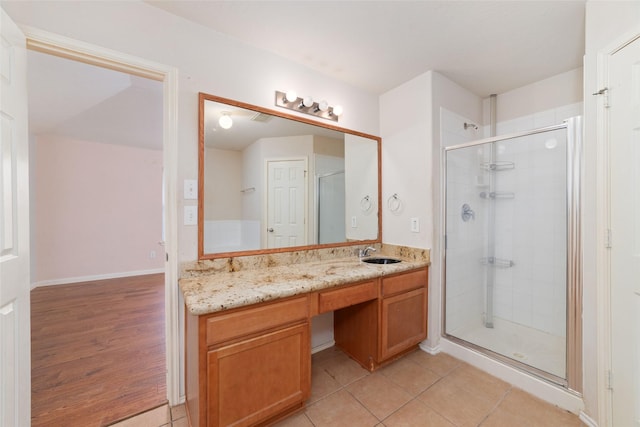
[267,228,274,233]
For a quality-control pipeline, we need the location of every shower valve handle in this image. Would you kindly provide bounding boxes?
[461,204,475,222]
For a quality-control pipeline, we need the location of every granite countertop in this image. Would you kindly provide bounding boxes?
[180,255,428,316]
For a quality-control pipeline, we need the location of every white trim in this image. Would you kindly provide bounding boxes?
[595,49,613,427]
[31,269,165,288]
[418,341,441,355]
[311,340,336,354]
[580,411,600,427]
[20,26,181,406]
[22,25,165,81]
[439,338,585,415]
[594,25,640,427]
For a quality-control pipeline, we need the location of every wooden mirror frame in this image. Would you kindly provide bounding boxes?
[198,92,382,260]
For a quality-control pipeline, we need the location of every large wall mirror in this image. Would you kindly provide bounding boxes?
[198,93,381,260]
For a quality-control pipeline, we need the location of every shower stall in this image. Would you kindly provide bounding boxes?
[442,117,582,389]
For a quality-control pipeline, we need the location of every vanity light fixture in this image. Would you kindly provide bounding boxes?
[275,90,342,122]
[218,112,233,129]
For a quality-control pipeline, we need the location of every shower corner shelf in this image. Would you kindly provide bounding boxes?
[481,161,515,171]
[479,191,515,200]
[480,257,515,268]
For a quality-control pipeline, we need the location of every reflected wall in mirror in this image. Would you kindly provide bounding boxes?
[198,93,381,260]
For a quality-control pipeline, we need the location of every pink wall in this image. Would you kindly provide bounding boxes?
[32,135,164,285]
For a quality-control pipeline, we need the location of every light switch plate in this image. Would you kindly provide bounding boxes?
[184,205,197,226]
[410,217,420,233]
[184,179,197,200]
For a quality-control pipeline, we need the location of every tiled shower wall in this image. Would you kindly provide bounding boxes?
[442,102,581,338]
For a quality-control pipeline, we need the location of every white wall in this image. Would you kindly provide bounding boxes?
[3,0,380,403]
[344,134,378,241]
[380,72,433,250]
[204,147,242,221]
[1,0,380,264]
[380,70,485,349]
[32,135,164,286]
[483,68,583,126]
[583,1,640,423]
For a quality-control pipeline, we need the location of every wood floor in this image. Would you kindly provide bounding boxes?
[31,273,167,427]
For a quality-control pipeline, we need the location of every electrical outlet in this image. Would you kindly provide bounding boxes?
[184,205,197,225]
[149,250,156,259]
[410,217,420,233]
[351,216,357,228]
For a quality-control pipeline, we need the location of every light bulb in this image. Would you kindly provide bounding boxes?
[332,105,343,116]
[302,95,314,108]
[218,114,233,129]
[318,100,329,112]
[285,90,298,103]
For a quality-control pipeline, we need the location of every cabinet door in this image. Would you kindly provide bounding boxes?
[380,287,427,361]
[207,323,310,427]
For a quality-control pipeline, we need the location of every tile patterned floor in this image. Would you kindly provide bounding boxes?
[120,347,583,427]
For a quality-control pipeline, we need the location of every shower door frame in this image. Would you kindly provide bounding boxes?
[440,118,583,393]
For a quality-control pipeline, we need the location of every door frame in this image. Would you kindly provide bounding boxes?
[595,27,640,427]
[22,26,181,404]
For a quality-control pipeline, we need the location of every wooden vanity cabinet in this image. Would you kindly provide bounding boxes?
[379,268,428,362]
[186,296,311,427]
[334,267,429,370]
[185,267,429,426]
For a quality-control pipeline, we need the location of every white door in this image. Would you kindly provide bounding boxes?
[0,8,31,427]
[266,159,307,248]
[609,34,640,427]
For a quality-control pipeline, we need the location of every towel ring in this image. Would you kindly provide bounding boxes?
[387,193,401,213]
[360,195,372,213]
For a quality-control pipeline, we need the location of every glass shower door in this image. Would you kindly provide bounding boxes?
[444,123,574,383]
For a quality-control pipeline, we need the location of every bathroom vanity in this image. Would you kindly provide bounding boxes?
[187,93,429,426]
[181,256,428,427]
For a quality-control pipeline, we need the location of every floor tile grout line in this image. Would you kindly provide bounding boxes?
[342,383,384,423]
[476,386,513,426]
[344,358,457,426]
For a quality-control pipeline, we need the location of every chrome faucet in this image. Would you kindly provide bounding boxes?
[358,246,376,258]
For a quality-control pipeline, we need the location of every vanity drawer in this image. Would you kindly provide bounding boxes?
[382,269,427,297]
[318,280,378,313]
[206,296,309,347]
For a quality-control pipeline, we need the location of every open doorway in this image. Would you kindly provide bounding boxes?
[27,49,166,426]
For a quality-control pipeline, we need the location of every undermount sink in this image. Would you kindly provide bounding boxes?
[361,257,402,264]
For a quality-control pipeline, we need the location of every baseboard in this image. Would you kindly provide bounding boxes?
[579,411,599,427]
[419,341,441,355]
[31,268,165,289]
[312,340,336,354]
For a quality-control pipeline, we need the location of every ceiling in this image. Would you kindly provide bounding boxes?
[27,49,163,150]
[148,0,586,97]
[27,1,586,149]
